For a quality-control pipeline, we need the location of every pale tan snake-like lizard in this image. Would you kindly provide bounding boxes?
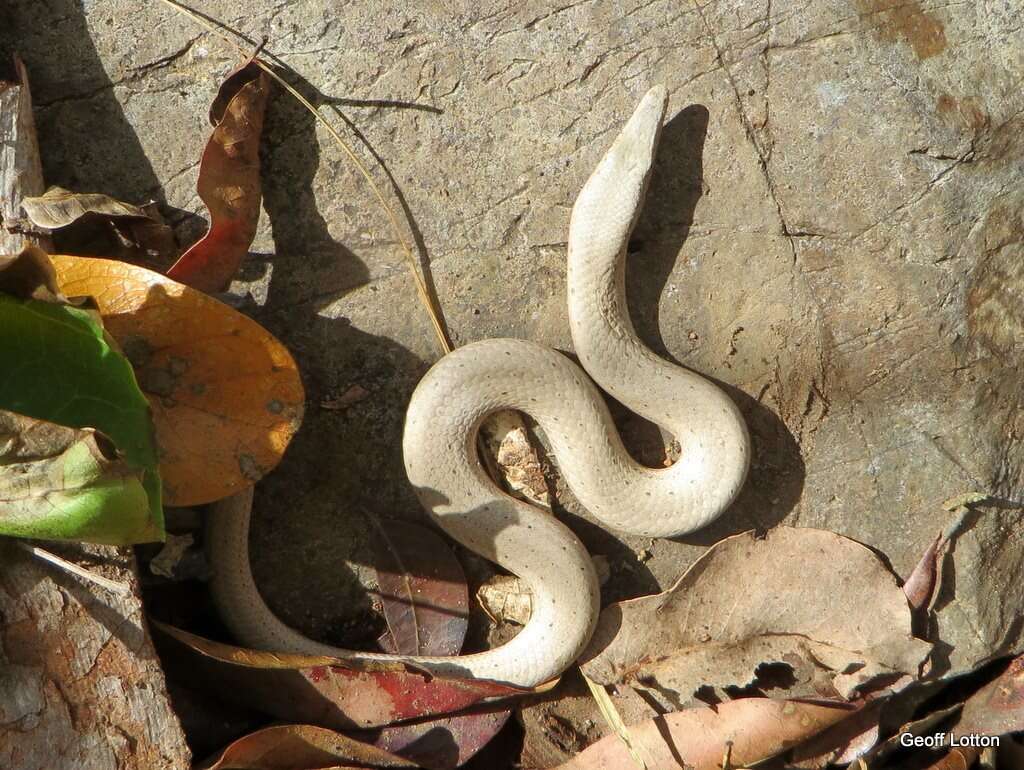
[206,86,751,688]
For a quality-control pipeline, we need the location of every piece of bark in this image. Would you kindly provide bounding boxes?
[0,56,52,253]
[0,57,190,770]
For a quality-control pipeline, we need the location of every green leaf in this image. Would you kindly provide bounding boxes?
[0,410,154,544]
[0,295,163,543]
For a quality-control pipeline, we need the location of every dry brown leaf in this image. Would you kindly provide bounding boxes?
[52,254,304,506]
[22,186,151,228]
[23,187,178,270]
[480,411,551,508]
[789,675,915,768]
[23,185,178,268]
[554,698,855,770]
[0,243,66,301]
[167,60,269,293]
[478,554,610,627]
[201,724,420,770]
[477,574,534,626]
[580,528,931,707]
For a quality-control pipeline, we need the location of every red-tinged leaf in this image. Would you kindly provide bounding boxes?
[153,622,543,730]
[166,60,268,293]
[356,708,512,770]
[904,531,944,614]
[200,724,420,770]
[554,698,856,770]
[365,522,509,767]
[372,520,469,656]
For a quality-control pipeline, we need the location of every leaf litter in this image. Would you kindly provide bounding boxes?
[153,621,534,731]
[22,186,178,270]
[580,528,932,708]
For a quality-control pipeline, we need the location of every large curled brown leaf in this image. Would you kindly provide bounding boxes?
[554,698,856,770]
[166,59,269,293]
[154,622,538,730]
[22,186,152,228]
[21,187,178,270]
[580,528,931,706]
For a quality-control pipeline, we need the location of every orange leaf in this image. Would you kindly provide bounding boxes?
[52,254,304,505]
[167,60,269,293]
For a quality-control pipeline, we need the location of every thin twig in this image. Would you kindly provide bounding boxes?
[582,672,649,770]
[16,542,133,596]
[152,0,452,354]
[721,741,733,769]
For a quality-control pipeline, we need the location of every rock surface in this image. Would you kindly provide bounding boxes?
[3,0,1022,764]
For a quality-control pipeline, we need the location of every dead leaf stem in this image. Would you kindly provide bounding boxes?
[582,671,649,770]
[16,542,133,596]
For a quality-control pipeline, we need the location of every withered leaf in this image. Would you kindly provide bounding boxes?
[22,186,153,229]
[477,574,533,626]
[0,243,65,301]
[373,520,469,656]
[167,60,269,293]
[0,410,153,544]
[904,531,944,615]
[580,528,931,707]
[951,653,1024,740]
[21,187,178,270]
